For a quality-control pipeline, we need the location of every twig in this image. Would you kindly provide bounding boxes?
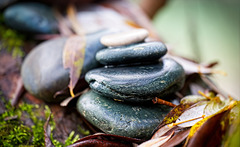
[153,97,176,107]
[167,115,205,128]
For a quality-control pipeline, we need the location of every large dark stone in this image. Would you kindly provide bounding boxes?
[77,90,171,139]
[21,29,112,102]
[4,2,57,34]
[85,58,185,102]
[96,42,167,65]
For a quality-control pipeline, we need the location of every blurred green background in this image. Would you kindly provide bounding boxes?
[149,0,239,99]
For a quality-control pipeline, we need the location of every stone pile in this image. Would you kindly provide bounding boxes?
[77,29,185,139]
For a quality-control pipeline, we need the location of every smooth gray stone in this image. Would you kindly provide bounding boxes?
[21,29,112,102]
[85,58,185,102]
[4,2,57,34]
[77,90,171,139]
[96,42,167,65]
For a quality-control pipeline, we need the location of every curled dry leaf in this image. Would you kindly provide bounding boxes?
[138,131,174,147]
[151,125,176,139]
[180,95,207,105]
[149,92,239,147]
[174,92,233,128]
[185,99,239,146]
[160,104,192,126]
[68,133,144,147]
[166,54,213,75]
[63,35,86,97]
[186,110,230,147]
[223,103,240,147]
[175,101,207,128]
[161,128,190,147]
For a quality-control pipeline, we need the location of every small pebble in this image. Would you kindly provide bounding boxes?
[77,90,171,139]
[100,28,149,47]
[96,42,167,65]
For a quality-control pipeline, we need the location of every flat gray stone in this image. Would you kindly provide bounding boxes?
[100,29,149,47]
[21,29,113,102]
[77,90,171,139]
[96,42,167,65]
[4,2,57,34]
[85,58,185,102]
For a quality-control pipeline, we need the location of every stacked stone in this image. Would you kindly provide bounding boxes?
[77,29,185,139]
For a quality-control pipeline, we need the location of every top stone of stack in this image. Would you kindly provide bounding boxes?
[100,28,149,47]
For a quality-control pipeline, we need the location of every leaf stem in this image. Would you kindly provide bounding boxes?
[198,91,212,101]
[69,88,75,98]
[167,115,205,128]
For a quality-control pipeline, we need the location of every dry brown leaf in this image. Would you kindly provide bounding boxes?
[151,125,175,139]
[175,101,207,128]
[187,110,230,147]
[138,131,174,147]
[62,35,86,97]
[166,54,212,75]
[69,133,144,147]
[161,128,190,147]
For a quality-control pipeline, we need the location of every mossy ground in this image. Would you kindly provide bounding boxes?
[0,13,25,57]
[0,94,79,146]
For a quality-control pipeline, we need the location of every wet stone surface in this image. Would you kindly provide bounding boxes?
[85,58,185,102]
[96,42,167,65]
[21,29,112,102]
[100,28,149,47]
[4,2,58,34]
[77,90,171,139]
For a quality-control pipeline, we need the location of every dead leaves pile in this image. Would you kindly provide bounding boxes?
[138,92,239,147]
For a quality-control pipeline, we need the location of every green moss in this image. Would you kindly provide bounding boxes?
[51,131,80,147]
[78,126,90,136]
[0,95,82,146]
[0,98,45,146]
[0,13,25,57]
[0,123,32,146]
